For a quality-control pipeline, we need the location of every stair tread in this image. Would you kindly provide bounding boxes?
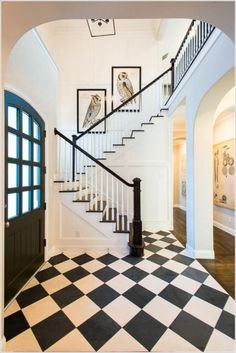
[103,151,115,153]
[113,143,125,146]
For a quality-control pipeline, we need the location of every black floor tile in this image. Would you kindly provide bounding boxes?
[152,267,178,283]
[159,284,192,309]
[145,244,162,253]
[36,266,60,283]
[17,284,48,308]
[170,311,213,351]
[48,253,69,265]
[123,284,155,308]
[87,284,119,308]
[64,266,90,282]
[4,310,30,341]
[78,311,120,350]
[123,267,148,282]
[156,231,170,236]
[195,284,229,309]
[93,267,119,282]
[160,237,176,244]
[124,311,167,350]
[216,310,235,339]
[51,284,84,308]
[166,244,183,253]
[173,254,194,266]
[144,237,157,244]
[142,230,153,236]
[72,253,94,265]
[147,254,169,265]
[32,310,75,351]
[181,267,209,283]
[122,255,143,265]
[97,253,119,265]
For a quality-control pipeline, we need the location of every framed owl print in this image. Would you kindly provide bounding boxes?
[77,89,107,133]
[111,66,141,112]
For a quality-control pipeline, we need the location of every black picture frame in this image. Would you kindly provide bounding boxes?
[111,66,141,112]
[77,89,107,133]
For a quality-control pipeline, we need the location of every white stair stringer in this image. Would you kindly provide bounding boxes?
[55,191,129,252]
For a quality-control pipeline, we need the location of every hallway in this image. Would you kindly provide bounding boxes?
[173,208,235,298]
[4,230,235,352]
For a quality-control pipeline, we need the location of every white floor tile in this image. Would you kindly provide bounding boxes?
[163,259,187,273]
[108,259,133,273]
[139,274,168,294]
[106,274,135,294]
[205,329,235,352]
[224,296,235,315]
[143,296,181,326]
[152,328,200,352]
[99,328,146,351]
[171,274,202,294]
[184,296,222,327]
[204,275,228,293]
[103,296,140,326]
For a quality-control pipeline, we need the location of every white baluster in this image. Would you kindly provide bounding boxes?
[116,180,119,231]
[126,185,129,229]
[106,172,109,220]
[95,166,98,210]
[121,184,124,231]
[111,176,114,220]
[101,168,103,211]
[91,163,94,206]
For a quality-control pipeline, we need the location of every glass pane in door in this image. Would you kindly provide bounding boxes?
[8,107,18,130]
[8,193,19,219]
[8,163,19,188]
[22,112,31,135]
[8,133,19,159]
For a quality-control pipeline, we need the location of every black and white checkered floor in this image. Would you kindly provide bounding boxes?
[4,231,235,352]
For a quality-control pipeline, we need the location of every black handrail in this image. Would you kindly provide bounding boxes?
[76,67,172,140]
[54,128,134,188]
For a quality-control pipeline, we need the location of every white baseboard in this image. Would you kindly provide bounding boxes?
[213,221,235,236]
[0,336,6,351]
[45,245,57,261]
[184,243,215,259]
[142,221,172,233]
[173,204,186,211]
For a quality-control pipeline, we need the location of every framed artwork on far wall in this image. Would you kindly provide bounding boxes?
[77,89,107,133]
[213,138,235,210]
[111,66,141,112]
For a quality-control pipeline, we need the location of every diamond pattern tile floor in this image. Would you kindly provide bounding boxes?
[4,231,235,352]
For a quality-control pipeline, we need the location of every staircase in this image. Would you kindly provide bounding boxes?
[53,20,215,256]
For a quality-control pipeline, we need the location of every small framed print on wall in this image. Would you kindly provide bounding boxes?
[111,66,141,112]
[77,89,107,133]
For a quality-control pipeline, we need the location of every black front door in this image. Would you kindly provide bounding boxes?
[5,91,45,305]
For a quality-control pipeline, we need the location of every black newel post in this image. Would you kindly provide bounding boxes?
[72,135,77,182]
[129,177,144,257]
[170,58,175,94]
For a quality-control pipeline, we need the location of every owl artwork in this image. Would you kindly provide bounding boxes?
[82,94,101,128]
[117,72,136,104]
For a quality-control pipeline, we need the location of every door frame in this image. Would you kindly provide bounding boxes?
[4,90,46,306]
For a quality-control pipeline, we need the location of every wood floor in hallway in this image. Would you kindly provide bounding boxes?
[173,207,235,298]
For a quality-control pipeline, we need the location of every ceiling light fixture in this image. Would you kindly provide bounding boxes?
[86,19,116,37]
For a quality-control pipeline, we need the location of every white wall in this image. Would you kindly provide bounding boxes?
[213,114,235,235]
[38,20,161,132]
[5,29,58,253]
[158,19,191,70]
[167,30,234,258]
[173,141,186,210]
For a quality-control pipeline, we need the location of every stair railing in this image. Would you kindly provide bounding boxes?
[71,68,172,181]
[54,128,144,256]
[170,19,215,92]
